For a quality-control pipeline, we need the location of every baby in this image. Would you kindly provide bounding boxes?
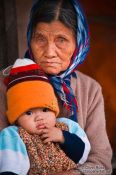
[0,58,91,175]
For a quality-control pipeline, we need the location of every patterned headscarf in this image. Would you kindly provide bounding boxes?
[25,0,90,122]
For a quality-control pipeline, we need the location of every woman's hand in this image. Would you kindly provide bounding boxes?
[37,126,65,144]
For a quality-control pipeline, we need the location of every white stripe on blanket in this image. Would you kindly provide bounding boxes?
[0,149,30,174]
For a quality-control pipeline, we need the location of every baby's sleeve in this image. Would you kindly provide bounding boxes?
[57,118,91,164]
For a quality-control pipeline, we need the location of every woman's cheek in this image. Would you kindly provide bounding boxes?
[32,50,42,64]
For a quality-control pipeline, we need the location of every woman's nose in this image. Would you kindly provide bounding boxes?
[45,42,57,58]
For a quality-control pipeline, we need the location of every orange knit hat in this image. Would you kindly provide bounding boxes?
[5,58,59,124]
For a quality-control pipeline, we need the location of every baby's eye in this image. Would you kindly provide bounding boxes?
[43,108,49,112]
[25,110,33,115]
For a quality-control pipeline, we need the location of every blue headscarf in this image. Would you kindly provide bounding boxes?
[25,0,90,122]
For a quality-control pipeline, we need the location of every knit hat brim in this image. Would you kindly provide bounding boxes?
[6,80,59,124]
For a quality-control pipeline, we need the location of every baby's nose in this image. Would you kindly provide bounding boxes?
[34,114,42,121]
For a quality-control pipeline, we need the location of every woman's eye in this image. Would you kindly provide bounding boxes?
[37,36,46,42]
[43,108,49,112]
[33,34,47,44]
[57,37,67,43]
[25,110,33,115]
[56,37,68,48]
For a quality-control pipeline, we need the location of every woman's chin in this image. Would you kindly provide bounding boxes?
[42,67,61,75]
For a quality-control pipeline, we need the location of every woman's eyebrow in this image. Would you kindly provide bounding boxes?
[55,33,69,38]
[34,29,70,37]
[33,31,45,36]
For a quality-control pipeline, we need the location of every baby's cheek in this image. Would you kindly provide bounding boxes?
[44,121,48,127]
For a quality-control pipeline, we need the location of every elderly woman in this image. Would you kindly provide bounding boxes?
[0,0,112,175]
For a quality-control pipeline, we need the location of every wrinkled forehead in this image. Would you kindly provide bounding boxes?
[32,21,75,36]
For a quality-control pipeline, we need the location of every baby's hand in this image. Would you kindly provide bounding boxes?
[38,126,65,144]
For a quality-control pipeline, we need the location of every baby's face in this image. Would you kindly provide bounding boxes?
[17,107,56,134]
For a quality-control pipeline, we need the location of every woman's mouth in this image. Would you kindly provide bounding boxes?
[41,61,61,67]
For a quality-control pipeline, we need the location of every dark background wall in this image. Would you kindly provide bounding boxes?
[79,0,116,153]
[79,1,116,172]
[16,0,32,58]
[0,0,18,69]
[0,0,116,172]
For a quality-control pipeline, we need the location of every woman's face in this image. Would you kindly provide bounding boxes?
[30,20,76,75]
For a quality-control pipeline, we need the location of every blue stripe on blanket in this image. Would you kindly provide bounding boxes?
[0,126,27,156]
